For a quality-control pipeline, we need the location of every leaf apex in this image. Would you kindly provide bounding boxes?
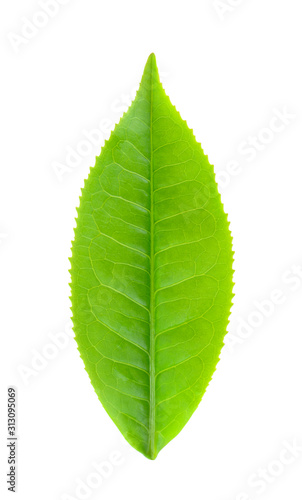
[141,52,160,87]
[147,52,156,64]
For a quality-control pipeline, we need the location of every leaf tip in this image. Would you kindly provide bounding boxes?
[147,52,157,65]
[141,53,160,87]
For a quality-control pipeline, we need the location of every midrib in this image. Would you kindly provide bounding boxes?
[148,57,156,459]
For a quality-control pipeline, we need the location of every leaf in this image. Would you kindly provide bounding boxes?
[70,54,234,459]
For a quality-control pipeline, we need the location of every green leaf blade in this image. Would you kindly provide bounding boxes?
[70,54,234,459]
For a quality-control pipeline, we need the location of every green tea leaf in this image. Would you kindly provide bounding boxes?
[70,54,234,459]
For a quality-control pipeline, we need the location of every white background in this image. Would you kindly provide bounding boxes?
[1,1,302,499]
